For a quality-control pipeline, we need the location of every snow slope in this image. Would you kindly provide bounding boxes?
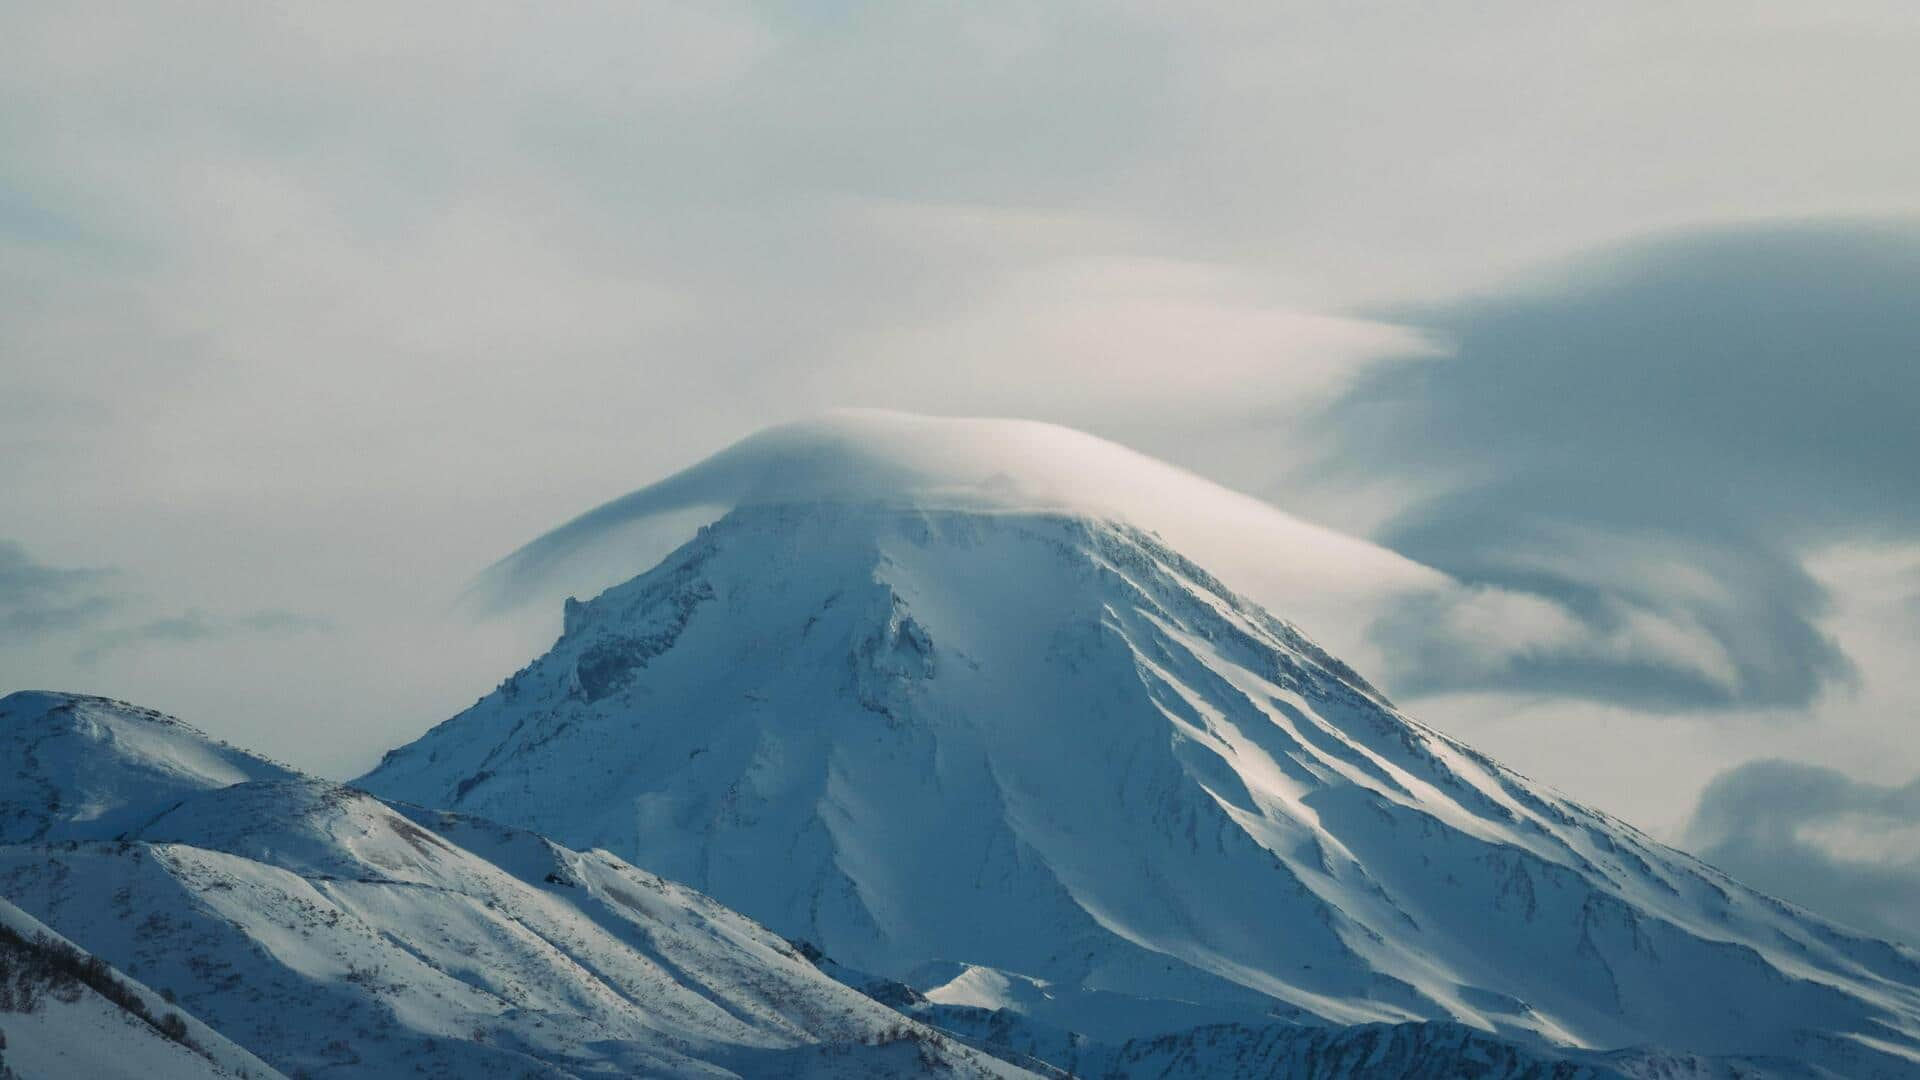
[799,946,1765,1079]
[0,896,283,1080]
[0,692,1036,1079]
[366,502,1920,1077]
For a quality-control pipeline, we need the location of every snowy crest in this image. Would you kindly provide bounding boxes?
[472,411,1442,668]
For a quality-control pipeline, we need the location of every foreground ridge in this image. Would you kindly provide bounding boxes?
[0,691,1037,1079]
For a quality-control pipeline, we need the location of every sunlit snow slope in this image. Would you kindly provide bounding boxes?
[368,496,1920,1077]
[0,692,1036,1079]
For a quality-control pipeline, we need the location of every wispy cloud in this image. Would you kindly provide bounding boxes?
[76,608,333,664]
[0,540,121,638]
[1,540,332,664]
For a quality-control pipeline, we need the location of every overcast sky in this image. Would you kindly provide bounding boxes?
[4,2,1919,941]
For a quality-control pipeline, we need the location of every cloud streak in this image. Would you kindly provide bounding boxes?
[76,608,333,664]
[0,540,120,638]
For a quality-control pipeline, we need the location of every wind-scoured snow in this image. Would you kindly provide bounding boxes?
[0,690,298,845]
[0,692,1037,1079]
[369,502,1920,1077]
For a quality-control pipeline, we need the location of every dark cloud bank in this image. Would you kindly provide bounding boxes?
[0,539,119,637]
[1318,219,1920,711]
[1686,760,1920,948]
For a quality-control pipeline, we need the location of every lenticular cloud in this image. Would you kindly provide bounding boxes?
[473,410,1443,669]
[473,410,1780,710]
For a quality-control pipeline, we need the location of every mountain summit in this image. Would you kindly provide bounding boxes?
[360,421,1920,1076]
[469,412,1439,670]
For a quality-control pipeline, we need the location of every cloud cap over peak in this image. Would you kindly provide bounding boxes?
[474,411,1442,674]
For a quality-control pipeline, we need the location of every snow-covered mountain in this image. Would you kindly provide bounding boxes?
[359,422,1920,1078]
[0,691,1036,1079]
[11,415,1920,1078]
[466,411,1446,680]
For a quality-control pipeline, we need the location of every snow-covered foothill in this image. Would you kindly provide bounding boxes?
[0,691,1037,1079]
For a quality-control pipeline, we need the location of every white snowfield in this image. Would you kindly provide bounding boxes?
[0,692,1037,1079]
[366,493,1920,1078]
